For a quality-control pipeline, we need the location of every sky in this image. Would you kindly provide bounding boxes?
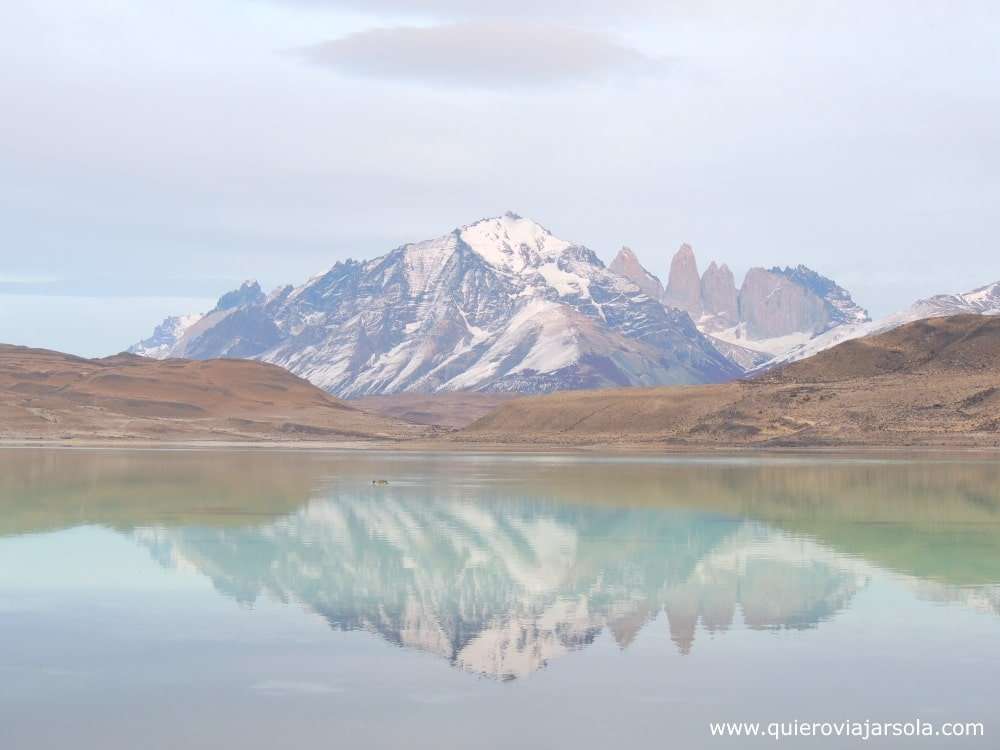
[1,0,998,356]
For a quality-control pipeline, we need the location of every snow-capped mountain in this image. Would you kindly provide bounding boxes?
[131,214,740,396]
[909,280,1000,318]
[764,279,1000,370]
[608,245,869,370]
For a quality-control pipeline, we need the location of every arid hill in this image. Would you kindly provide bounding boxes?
[460,315,1000,447]
[0,345,423,442]
[761,314,1000,382]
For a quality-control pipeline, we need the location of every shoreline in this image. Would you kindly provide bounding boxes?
[2,436,999,457]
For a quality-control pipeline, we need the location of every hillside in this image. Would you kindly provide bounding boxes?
[0,345,423,442]
[762,314,1000,381]
[460,315,1000,447]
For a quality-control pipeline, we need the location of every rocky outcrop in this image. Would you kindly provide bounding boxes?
[700,261,739,325]
[735,266,870,340]
[663,243,703,317]
[610,246,663,300]
[774,265,869,327]
[604,243,867,369]
[738,268,834,339]
[215,280,266,311]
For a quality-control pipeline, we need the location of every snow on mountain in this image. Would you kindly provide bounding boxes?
[909,280,1000,318]
[762,279,1000,370]
[460,211,572,274]
[130,213,740,396]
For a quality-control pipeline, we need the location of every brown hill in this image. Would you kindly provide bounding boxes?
[0,346,423,442]
[461,315,1000,447]
[763,314,1000,382]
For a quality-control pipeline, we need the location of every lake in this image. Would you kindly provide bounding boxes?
[1,448,997,748]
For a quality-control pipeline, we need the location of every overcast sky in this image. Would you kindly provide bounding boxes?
[2,0,998,356]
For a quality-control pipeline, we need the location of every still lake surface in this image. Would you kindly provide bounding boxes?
[1,448,998,748]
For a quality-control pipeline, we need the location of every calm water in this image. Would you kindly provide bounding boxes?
[1,449,998,748]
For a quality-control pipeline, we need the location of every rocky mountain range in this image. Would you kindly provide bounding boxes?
[132,214,739,397]
[131,213,997,395]
[611,243,1000,373]
[611,244,870,369]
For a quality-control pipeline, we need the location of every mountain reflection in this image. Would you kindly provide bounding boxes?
[3,449,999,681]
[135,495,871,679]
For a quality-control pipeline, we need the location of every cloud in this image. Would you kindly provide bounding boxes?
[293,23,662,89]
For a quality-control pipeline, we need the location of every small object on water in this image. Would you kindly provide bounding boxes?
[372,479,389,486]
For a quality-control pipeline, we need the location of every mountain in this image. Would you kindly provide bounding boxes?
[130,313,203,359]
[766,279,1000,369]
[911,279,1000,317]
[700,261,739,326]
[0,344,419,441]
[131,214,740,396]
[461,315,1000,448]
[736,265,868,339]
[608,244,869,369]
[609,246,663,300]
[773,264,871,326]
[662,243,703,317]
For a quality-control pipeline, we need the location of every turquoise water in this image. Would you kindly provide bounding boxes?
[1,449,997,748]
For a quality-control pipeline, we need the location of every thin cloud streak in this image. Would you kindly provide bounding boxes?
[293,22,664,89]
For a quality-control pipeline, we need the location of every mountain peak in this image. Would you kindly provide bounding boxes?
[464,212,542,231]
[700,260,738,325]
[458,213,569,274]
[663,243,702,317]
[214,280,265,312]
[609,246,664,300]
[771,265,870,326]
